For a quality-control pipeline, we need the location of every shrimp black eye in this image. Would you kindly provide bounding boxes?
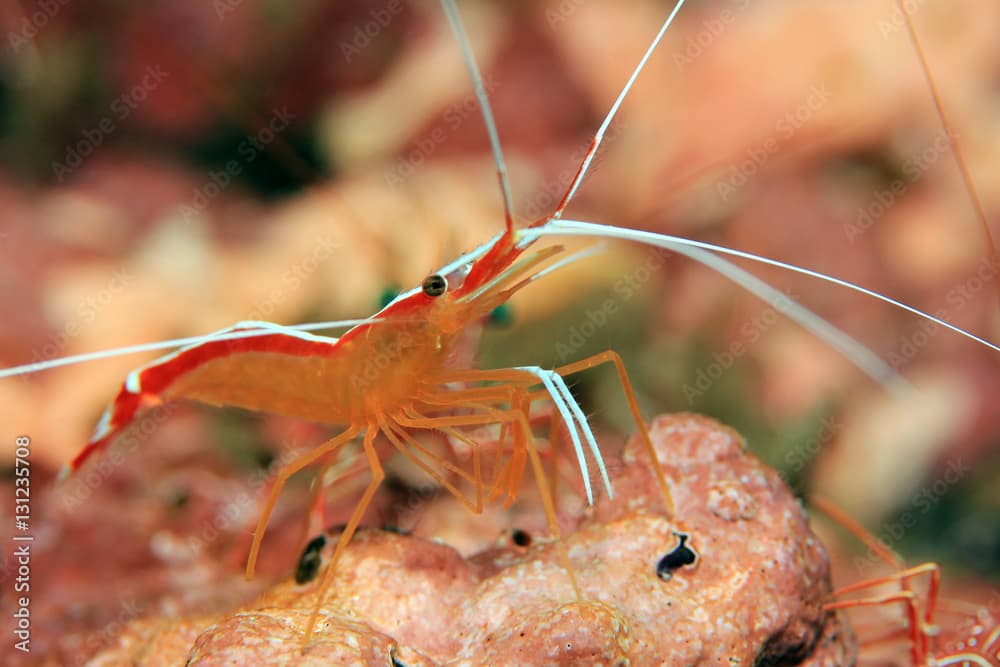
[422,274,447,297]
[656,532,697,581]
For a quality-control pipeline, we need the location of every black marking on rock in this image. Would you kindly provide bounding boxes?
[511,528,532,547]
[295,534,327,585]
[656,531,698,581]
[389,645,409,667]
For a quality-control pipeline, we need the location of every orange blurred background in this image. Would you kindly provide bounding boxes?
[0,0,997,662]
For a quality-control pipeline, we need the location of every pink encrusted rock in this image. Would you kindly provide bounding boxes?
[86,414,855,666]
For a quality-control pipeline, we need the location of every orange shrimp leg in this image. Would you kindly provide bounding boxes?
[396,390,581,597]
[506,391,584,601]
[546,404,564,512]
[297,444,370,556]
[433,366,612,506]
[418,385,540,506]
[395,398,534,507]
[433,423,489,496]
[551,350,675,518]
[245,423,362,580]
[507,350,673,516]
[825,563,941,665]
[299,400,580,648]
[488,422,516,502]
[409,386,526,503]
[412,376,560,507]
[399,402,513,505]
[811,496,905,570]
[379,417,484,514]
[896,0,1000,303]
[825,588,926,664]
[812,496,942,664]
[303,422,383,646]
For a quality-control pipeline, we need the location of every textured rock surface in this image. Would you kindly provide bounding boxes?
[86,414,855,665]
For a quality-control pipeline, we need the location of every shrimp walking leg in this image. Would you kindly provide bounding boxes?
[379,417,485,514]
[245,423,362,579]
[395,395,581,597]
[825,563,941,665]
[551,350,676,518]
[393,399,548,517]
[417,385,533,505]
[400,403,513,503]
[296,450,366,563]
[809,496,1000,666]
[430,367,610,504]
[303,423,384,645]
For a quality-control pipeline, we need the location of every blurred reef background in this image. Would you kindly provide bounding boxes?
[0,0,998,662]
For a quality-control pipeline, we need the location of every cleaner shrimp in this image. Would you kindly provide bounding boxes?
[814,497,999,666]
[1,0,998,658]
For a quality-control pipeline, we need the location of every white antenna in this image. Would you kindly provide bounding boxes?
[522,219,1000,387]
[547,221,1000,355]
[0,319,377,378]
[553,0,689,218]
[440,0,516,231]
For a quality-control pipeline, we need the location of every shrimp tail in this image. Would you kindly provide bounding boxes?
[67,389,145,475]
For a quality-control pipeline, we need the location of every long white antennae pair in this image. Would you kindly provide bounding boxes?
[445,0,998,395]
[440,0,689,225]
[10,2,997,391]
[522,219,1000,387]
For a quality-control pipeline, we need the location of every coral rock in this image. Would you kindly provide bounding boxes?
[88,414,855,665]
